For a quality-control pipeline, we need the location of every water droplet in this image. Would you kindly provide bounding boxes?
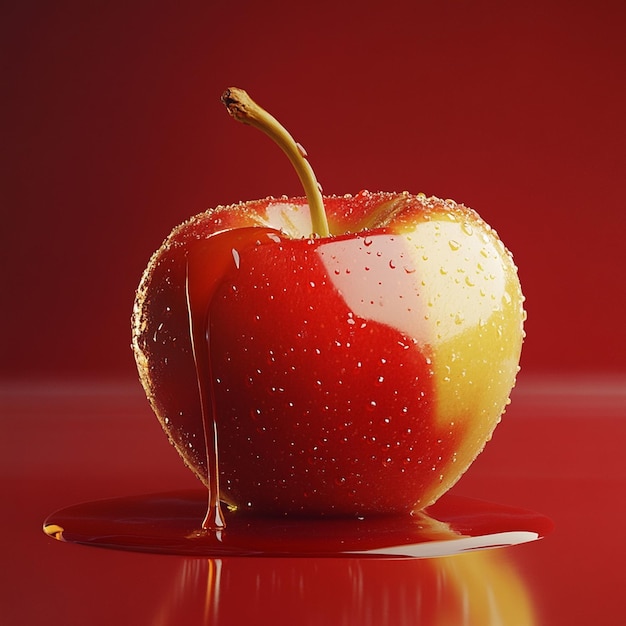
[448,240,461,251]
[465,276,475,287]
[231,248,241,269]
[389,260,396,269]
[363,236,373,246]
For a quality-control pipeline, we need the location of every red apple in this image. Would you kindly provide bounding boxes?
[131,89,525,524]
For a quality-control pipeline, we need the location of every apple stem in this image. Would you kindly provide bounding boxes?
[221,87,330,238]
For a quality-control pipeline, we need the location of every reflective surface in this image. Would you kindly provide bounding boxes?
[2,377,625,624]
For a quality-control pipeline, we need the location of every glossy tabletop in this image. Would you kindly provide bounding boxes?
[2,376,625,625]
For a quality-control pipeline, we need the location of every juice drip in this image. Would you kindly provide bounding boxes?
[184,227,284,530]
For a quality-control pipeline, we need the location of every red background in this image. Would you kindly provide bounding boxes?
[2,5,626,624]
[2,0,625,380]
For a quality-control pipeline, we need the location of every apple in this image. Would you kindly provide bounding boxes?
[131,88,525,527]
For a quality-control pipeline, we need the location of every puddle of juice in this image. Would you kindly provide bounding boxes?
[43,490,552,558]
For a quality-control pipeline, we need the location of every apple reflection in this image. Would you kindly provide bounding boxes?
[153,549,536,626]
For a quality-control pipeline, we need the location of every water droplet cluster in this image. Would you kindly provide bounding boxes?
[208,233,445,515]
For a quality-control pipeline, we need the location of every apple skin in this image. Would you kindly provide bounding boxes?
[132,190,525,517]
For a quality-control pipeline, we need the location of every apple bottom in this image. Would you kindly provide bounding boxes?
[212,392,462,516]
[212,343,467,518]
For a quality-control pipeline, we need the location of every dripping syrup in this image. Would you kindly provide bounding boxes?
[183,227,283,532]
